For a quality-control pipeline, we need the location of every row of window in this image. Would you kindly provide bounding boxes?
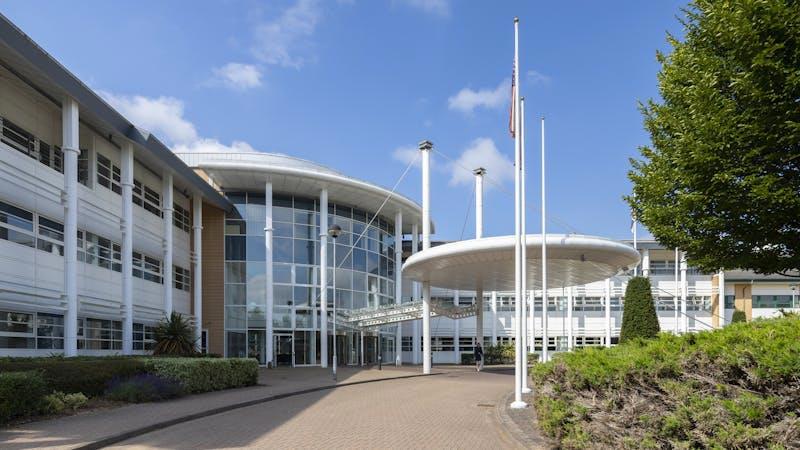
[0,310,155,350]
[0,200,191,287]
[724,295,799,309]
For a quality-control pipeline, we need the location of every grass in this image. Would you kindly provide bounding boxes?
[531,314,800,449]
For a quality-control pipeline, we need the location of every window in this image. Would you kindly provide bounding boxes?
[432,337,454,352]
[173,203,191,232]
[96,153,121,194]
[0,310,34,349]
[402,336,413,352]
[133,180,161,217]
[133,251,163,284]
[753,295,795,309]
[38,141,63,173]
[0,200,34,248]
[459,336,474,352]
[174,265,191,291]
[36,313,64,349]
[37,216,64,256]
[78,318,122,350]
[133,323,155,350]
[78,149,90,186]
[79,231,122,272]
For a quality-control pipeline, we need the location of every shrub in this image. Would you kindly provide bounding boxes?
[143,358,258,394]
[153,312,198,356]
[461,353,475,365]
[484,344,515,365]
[732,309,747,323]
[0,357,146,397]
[105,374,183,403]
[619,276,660,343]
[41,391,88,415]
[0,371,47,424]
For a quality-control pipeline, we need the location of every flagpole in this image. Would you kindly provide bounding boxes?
[510,16,527,410]
[632,195,638,276]
[541,116,548,364]
[520,96,531,394]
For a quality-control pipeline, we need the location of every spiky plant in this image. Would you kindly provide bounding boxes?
[152,312,197,356]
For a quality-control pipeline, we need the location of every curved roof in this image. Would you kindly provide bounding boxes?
[402,234,640,291]
[176,152,428,233]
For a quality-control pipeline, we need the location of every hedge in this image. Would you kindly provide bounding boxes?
[0,357,146,397]
[0,371,48,424]
[143,358,259,394]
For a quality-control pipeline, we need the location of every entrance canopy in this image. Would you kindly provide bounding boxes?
[403,234,640,291]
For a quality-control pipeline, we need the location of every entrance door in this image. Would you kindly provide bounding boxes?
[273,334,293,367]
[248,330,266,366]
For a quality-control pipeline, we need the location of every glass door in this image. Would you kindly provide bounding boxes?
[248,330,266,366]
[273,334,293,367]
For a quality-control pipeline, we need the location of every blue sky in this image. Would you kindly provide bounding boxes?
[2,0,686,241]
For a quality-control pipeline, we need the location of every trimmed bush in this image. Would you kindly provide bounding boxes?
[732,309,747,323]
[105,374,183,403]
[0,357,146,397]
[0,371,47,424]
[619,276,660,343]
[484,344,515,365]
[532,315,800,448]
[41,391,88,414]
[461,353,475,365]
[144,358,258,394]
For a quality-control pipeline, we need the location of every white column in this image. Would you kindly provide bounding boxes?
[121,142,134,354]
[718,269,726,328]
[62,97,79,357]
[474,168,485,350]
[265,182,275,365]
[360,331,365,366]
[604,278,612,347]
[540,116,549,364]
[411,223,421,364]
[192,195,203,348]
[394,210,403,366]
[453,290,460,364]
[491,291,497,345]
[520,97,530,393]
[674,248,680,334]
[420,140,432,374]
[162,173,174,316]
[680,251,688,333]
[319,189,329,368]
[567,286,574,351]
[642,248,650,277]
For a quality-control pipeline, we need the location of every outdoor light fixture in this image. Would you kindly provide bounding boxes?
[328,224,342,380]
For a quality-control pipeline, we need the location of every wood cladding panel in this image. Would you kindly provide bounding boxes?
[202,203,225,355]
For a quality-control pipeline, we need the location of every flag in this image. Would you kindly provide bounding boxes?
[509,61,516,138]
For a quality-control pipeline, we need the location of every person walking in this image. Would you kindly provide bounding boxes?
[474,342,484,372]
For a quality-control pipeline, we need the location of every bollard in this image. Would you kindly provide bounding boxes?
[378,355,382,370]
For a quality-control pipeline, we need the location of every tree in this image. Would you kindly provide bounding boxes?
[153,312,197,356]
[627,0,800,276]
[731,309,747,323]
[619,277,661,343]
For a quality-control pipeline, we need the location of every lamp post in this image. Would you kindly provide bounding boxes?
[328,224,342,380]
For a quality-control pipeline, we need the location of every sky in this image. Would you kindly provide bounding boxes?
[2,0,687,241]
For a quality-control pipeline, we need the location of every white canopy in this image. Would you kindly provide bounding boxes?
[402,234,640,291]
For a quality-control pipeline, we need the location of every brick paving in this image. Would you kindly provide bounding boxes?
[1,366,542,449]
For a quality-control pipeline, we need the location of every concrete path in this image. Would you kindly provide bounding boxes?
[1,366,538,449]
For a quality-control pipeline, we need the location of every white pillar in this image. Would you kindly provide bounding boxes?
[674,248,680,334]
[162,173,174,316]
[394,210,403,366]
[491,291,497,345]
[604,278,612,347]
[121,142,134,355]
[567,286,574,351]
[420,140,432,374]
[718,269,726,328]
[192,195,203,348]
[265,182,275,365]
[453,290,460,364]
[520,97,530,393]
[319,188,329,368]
[540,116,549,364]
[360,331,365,366]
[62,97,79,357]
[474,168,485,351]
[642,248,650,277]
[411,223,421,364]
[680,251,688,333]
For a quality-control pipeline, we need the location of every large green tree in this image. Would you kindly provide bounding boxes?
[619,277,661,343]
[628,0,800,275]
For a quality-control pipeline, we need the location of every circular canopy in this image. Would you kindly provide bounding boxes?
[402,234,640,291]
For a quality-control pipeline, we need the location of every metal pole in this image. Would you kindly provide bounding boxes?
[332,240,337,380]
[420,140,433,375]
[674,248,679,334]
[541,117,549,363]
[520,97,530,394]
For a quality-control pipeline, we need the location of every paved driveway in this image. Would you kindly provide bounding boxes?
[110,368,524,449]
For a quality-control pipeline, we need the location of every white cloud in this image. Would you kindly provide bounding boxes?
[447,78,510,114]
[391,144,421,168]
[251,0,322,69]
[396,0,450,17]
[212,63,263,90]
[448,138,513,189]
[100,91,257,153]
[527,69,551,85]
[100,92,198,145]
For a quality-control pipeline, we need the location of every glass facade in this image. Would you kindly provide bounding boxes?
[223,192,398,366]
